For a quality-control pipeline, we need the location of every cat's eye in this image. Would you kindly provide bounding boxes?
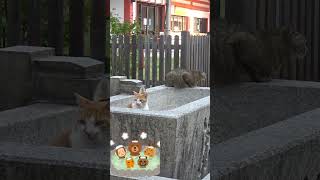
[78,119,86,124]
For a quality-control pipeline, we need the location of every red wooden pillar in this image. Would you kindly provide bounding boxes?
[124,0,133,22]
[106,0,110,17]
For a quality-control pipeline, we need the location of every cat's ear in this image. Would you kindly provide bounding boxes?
[74,93,91,107]
[133,91,138,96]
[139,87,146,94]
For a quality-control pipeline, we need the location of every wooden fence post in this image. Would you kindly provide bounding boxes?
[181,31,190,69]
[131,35,137,79]
[165,35,172,76]
[48,0,64,55]
[7,0,21,46]
[28,0,40,46]
[91,0,106,63]
[145,35,151,87]
[70,0,84,56]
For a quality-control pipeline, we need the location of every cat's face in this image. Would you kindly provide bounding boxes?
[74,93,109,140]
[133,89,148,107]
[281,28,308,60]
[200,72,207,81]
[193,71,207,81]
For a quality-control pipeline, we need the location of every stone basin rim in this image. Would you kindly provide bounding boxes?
[110,86,210,119]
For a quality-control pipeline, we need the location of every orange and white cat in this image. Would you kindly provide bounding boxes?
[128,87,149,110]
[50,78,110,149]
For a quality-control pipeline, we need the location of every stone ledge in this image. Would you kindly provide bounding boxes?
[33,56,104,78]
[0,46,54,57]
[213,79,320,144]
[213,108,320,179]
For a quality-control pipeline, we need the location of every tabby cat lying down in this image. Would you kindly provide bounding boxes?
[212,18,308,86]
[165,68,206,88]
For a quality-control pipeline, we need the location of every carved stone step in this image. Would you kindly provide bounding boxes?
[0,46,55,110]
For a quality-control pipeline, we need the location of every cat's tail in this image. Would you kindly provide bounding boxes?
[93,75,110,102]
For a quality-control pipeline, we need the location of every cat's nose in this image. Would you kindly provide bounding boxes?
[85,130,98,139]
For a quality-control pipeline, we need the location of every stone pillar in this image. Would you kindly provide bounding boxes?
[0,46,54,110]
[110,76,127,96]
[33,56,105,104]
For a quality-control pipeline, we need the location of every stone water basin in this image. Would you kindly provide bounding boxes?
[0,103,108,180]
[110,85,210,180]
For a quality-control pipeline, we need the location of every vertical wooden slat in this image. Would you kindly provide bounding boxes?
[174,35,179,69]
[266,0,273,29]
[200,36,204,86]
[28,0,40,46]
[152,36,158,86]
[243,0,256,31]
[111,35,117,75]
[195,36,199,70]
[48,0,64,55]
[305,0,313,81]
[207,35,211,86]
[181,31,190,69]
[7,0,20,46]
[313,0,319,81]
[257,0,266,30]
[225,0,243,24]
[203,36,207,86]
[275,0,280,27]
[165,35,172,76]
[145,35,151,88]
[291,0,299,80]
[124,35,130,78]
[298,0,306,80]
[159,35,165,83]
[191,36,195,70]
[70,0,84,56]
[138,35,144,81]
[131,35,137,79]
[281,0,297,80]
[91,0,106,63]
[118,35,124,75]
[280,1,289,79]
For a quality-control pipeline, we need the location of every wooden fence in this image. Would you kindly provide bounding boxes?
[111,32,210,87]
[0,0,108,72]
[224,0,320,82]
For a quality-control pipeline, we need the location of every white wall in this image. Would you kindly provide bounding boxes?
[187,9,210,33]
[172,7,210,33]
[110,0,124,22]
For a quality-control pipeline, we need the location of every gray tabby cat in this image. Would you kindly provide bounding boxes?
[212,18,308,86]
[165,68,206,88]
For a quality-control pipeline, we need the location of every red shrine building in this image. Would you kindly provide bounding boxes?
[110,0,210,35]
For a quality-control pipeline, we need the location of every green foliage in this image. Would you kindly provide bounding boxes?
[109,13,141,35]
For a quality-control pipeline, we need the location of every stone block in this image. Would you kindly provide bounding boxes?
[0,46,54,110]
[119,79,143,94]
[33,56,105,79]
[32,56,106,104]
[111,76,127,96]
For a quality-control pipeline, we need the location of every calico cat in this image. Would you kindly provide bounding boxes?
[50,78,110,149]
[165,68,206,88]
[128,87,149,110]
